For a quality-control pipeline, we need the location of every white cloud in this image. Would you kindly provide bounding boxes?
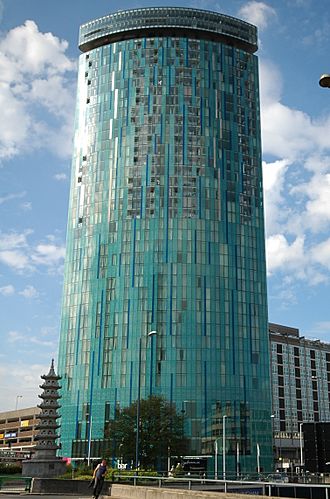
[0,230,31,251]
[0,230,65,273]
[2,20,74,76]
[310,239,330,270]
[7,330,25,343]
[290,171,330,233]
[263,159,291,235]
[21,201,32,211]
[19,285,39,299]
[0,250,31,271]
[238,1,276,30]
[0,20,76,162]
[259,57,330,290]
[260,60,330,161]
[0,362,49,411]
[266,234,305,275]
[0,191,26,205]
[54,173,67,181]
[0,284,15,296]
[32,243,66,267]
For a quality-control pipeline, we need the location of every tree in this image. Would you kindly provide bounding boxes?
[105,396,188,469]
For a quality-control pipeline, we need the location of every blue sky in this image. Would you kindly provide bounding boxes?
[1,0,330,411]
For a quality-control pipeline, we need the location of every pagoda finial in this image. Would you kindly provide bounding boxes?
[47,358,56,377]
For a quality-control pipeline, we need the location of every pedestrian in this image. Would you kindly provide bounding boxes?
[92,459,107,499]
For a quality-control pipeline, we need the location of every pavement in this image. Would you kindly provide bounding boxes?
[0,495,93,498]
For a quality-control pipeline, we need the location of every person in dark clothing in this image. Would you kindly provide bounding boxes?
[92,459,107,499]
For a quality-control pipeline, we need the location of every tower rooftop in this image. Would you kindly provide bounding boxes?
[79,6,258,53]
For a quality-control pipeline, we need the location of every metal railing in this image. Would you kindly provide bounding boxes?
[114,474,330,499]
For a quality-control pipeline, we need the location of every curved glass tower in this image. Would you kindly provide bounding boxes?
[58,7,272,472]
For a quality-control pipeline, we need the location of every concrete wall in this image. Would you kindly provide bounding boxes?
[31,477,112,496]
[108,485,275,499]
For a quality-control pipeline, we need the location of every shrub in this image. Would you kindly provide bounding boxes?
[0,462,22,474]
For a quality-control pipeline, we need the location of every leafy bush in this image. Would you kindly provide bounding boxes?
[58,462,93,480]
[0,462,22,474]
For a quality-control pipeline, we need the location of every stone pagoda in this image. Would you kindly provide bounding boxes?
[22,359,66,477]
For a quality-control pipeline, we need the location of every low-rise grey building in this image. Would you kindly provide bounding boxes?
[269,322,330,470]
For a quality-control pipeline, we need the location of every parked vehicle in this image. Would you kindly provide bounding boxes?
[266,473,289,483]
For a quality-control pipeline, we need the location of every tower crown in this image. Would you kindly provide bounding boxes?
[79,7,257,53]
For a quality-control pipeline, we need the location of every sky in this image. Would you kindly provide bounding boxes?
[1,0,330,412]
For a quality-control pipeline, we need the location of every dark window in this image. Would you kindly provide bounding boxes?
[280,421,286,431]
[279,410,285,420]
[294,357,300,367]
[278,376,284,386]
[277,344,283,353]
[296,379,301,388]
[310,350,316,359]
[296,390,302,399]
[278,387,284,397]
[295,368,301,378]
[294,347,299,356]
[297,411,303,421]
[277,354,283,364]
[297,400,302,410]
[279,399,285,408]
[278,365,283,375]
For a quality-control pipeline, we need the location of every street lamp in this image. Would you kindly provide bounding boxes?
[135,330,157,472]
[214,437,220,480]
[87,415,93,467]
[319,74,330,88]
[223,415,227,480]
[299,423,304,467]
[271,414,276,467]
[15,395,22,411]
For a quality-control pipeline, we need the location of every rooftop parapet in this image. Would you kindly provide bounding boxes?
[79,7,258,53]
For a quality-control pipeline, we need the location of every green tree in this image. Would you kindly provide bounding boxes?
[105,396,187,469]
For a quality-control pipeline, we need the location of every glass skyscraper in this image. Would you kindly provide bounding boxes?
[58,7,272,472]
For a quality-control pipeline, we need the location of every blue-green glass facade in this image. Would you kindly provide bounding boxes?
[58,7,272,472]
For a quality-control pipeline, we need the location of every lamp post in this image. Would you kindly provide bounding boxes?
[271,414,275,468]
[299,423,304,467]
[135,330,157,472]
[87,415,93,467]
[214,437,220,480]
[15,395,22,411]
[223,415,227,480]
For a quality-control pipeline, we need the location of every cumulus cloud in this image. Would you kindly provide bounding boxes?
[263,158,291,234]
[31,243,66,267]
[0,284,15,296]
[310,239,330,270]
[0,362,48,411]
[238,1,276,30]
[266,234,305,274]
[0,229,65,273]
[19,285,39,299]
[54,173,68,181]
[259,57,330,290]
[0,20,76,162]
